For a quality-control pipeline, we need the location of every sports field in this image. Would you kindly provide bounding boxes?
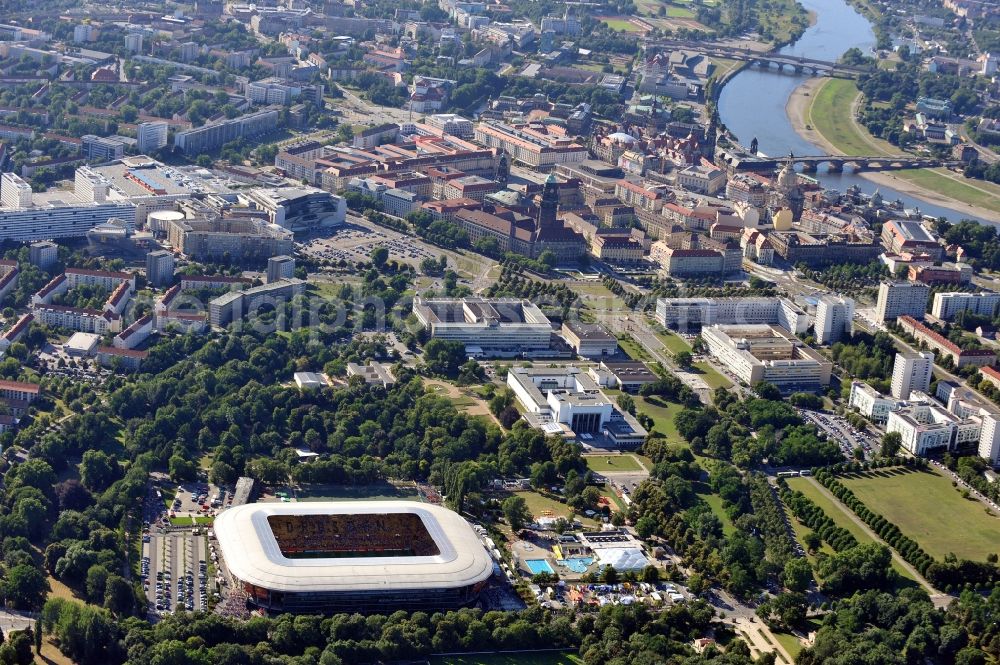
[840,468,1000,562]
[601,18,643,32]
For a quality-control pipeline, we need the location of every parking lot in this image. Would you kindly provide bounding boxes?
[800,409,880,459]
[142,531,216,616]
[298,220,435,267]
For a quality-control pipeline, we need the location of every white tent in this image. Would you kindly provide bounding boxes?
[595,547,650,572]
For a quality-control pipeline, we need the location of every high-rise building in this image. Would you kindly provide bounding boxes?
[81,135,126,161]
[1,173,33,210]
[266,255,295,283]
[145,250,175,288]
[137,121,168,153]
[875,281,930,321]
[931,291,1000,320]
[814,295,855,345]
[890,350,934,400]
[124,32,143,53]
[28,241,58,271]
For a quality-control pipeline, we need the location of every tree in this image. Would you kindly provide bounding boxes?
[753,382,782,401]
[209,461,237,486]
[782,557,813,592]
[616,394,636,416]
[168,454,197,482]
[537,250,557,269]
[674,350,693,369]
[103,575,134,616]
[1,565,49,610]
[881,431,902,457]
[498,405,521,429]
[423,339,466,377]
[370,247,389,269]
[501,496,531,531]
[79,451,116,492]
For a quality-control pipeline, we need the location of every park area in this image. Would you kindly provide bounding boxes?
[430,652,581,665]
[840,467,1000,562]
[584,454,647,473]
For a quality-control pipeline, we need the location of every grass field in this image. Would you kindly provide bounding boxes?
[601,18,643,31]
[840,468,1000,562]
[635,396,684,443]
[693,362,732,389]
[785,477,920,583]
[430,653,582,665]
[807,80,896,156]
[696,486,736,535]
[514,491,598,526]
[893,169,1000,216]
[584,454,645,473]
[619,335,653,362]
[652,326,692,355]
[289,483,421,502]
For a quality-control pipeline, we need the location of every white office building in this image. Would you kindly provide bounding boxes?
[849,381,904,423]
[701,324,832,390]
[413,297,552,356]
[930,291,1000,321]
[886,403,981,457]
[137,121,168,153]
[506,366,647,446]
[1,173,32,209]
[266,255,295,283]
[890,350,934,400]
[655,297,808,334]
[876,281,930,321]
[814,295,854,345]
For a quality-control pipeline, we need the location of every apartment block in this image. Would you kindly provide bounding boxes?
[890,350,934,399]
[875,281,930,321]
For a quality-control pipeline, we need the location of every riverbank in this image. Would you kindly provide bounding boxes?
[786,78,1000,223]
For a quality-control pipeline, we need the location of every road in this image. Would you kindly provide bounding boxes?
[334,84,419,127]
[802,477,950,605]
[0,609,34,637]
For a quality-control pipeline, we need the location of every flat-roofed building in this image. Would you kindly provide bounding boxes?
[174,107,281,154]
[209,278,306,327]
[931,291,1000,320]
[849,381,904,423]
[293,371,329,390]
[875,281,930,321]
[166,216,293,265]
[145,250,175,287]
[241,187,346,232]
[506,366,647,446]
[655,296,808,334]
[413,297,552,356]
[891,350,934,399]
[595,360,658,392]
[561,320,617,358]
[886,402,980,457]
[266,255,295,284]
[701,324,832,390]
[346,362,396,388]
[814,295,854,345]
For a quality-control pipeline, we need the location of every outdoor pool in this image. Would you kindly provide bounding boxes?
[525,559,555,575]
[560,557,594,573]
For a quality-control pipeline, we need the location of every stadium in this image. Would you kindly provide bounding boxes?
[214,501,494,613]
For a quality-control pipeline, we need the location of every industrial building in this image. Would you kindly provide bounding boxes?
[213,501,493,613]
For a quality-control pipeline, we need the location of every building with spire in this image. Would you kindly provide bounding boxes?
[770,158,804,221]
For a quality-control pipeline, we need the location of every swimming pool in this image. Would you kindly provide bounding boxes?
[525,559,555,575]
[560,557,593,573]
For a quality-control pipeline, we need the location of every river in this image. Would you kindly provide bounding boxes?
[717,0,993,225]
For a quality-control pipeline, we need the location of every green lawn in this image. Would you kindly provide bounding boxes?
[893,169,1000,216]
[840,468,1000,562]
[618,335,653,362]
[697,488,736,536]
[635,396,684,443]
[601,18,643,31]
[773,631,804,660]
[430,653,582,665]
[785,477,920,583]
[292,483,421,502]
[514,491,598,526]
[652,327,692,355]
[807,79,891,156]
[585,454,645,473]
[693,361,732,389]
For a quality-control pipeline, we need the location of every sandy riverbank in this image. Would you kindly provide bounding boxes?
[785,79,1000,224]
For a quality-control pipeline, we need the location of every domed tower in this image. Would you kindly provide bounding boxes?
[772,157,804,221]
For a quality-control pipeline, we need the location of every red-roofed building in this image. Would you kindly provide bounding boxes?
[981,365,1000,390]
[898,315,997,368]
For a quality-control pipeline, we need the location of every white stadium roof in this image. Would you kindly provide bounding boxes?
[214,501,494,593]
